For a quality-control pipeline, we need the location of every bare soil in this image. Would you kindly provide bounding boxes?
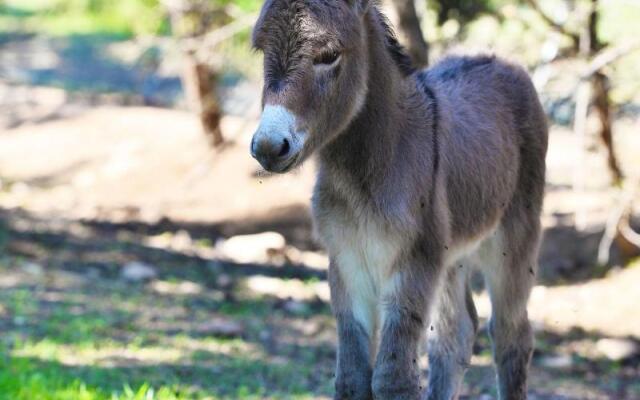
[1,80,639,399]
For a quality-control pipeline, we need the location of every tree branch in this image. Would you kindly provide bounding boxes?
[580,39,640,80]
[524,0,580,50]
[598,180,640,265]
[182,12,258,59]
[619,215,640,248]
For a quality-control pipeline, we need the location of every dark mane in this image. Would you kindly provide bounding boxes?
[377,10,416,77]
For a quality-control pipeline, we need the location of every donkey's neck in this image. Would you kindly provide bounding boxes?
[318,10,415,194]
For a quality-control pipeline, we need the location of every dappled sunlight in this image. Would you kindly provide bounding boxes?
[1,0,639,397]
[0,203,638,397]
[474,261,640,337]
[244,276,330,303]
[13,340,186,367]
[11,334,266,370]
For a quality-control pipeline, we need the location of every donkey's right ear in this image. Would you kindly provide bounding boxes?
[252,0,275,49]
[345,0,371,16]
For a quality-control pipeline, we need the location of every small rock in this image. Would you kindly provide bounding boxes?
[283,299,309,315]
[217,232,286,264]
[596,338,638,361]
[121,262,157,282]
[194,318,243,337]
[216,273,233,289]
[285,247,329,270]
[259,329,271,342]
[21,261,44,276]
[539,354,573,369]
[151,280,202,295]
[86,267,101,279]
[171,229,193,251]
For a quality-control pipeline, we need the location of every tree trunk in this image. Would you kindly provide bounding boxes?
[182,55,224,147]
[391,0,429,67]
[586,0,638,263]
[166,0,225,148]
[592,72,622,183]
[587,0,622,183]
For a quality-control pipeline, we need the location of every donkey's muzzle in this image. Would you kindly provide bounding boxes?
[250,105,303,173]
[251,134,291,170]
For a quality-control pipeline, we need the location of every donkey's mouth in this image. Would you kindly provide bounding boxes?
[272,153,301,174]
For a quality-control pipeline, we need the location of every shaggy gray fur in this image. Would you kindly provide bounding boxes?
[251,1,548,399]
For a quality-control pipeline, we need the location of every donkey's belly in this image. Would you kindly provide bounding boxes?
[319,215,407,335]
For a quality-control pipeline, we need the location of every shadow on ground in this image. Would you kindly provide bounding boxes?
[0,207,639,398]
[3,199,637,286]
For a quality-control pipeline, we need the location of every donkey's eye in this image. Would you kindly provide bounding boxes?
[313,50,341,66]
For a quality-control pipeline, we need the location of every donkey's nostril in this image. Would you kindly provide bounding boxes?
[250,135,257,157]
[278,138,290,158]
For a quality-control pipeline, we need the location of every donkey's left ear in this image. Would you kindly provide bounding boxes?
[346,0,371,16]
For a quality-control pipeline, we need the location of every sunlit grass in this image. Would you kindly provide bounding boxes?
[0,336,330,399]
[0,252,333,400]
[0,352,195,400]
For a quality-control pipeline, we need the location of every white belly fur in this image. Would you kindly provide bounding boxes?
[321,212,501,338]
[321,215,406,336]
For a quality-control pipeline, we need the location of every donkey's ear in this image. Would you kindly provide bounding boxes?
[252,0,275,49]
[345,0,371,16]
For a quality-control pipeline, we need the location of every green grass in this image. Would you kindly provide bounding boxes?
[0,213,637,399]
[0,352,194,400]
[0,248,334,400]
[0,342,328,399]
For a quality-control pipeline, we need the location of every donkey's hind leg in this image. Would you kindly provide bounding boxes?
[480,219,540,400]
[425,265,478,400]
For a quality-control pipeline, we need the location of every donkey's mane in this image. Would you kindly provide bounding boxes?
[377,10,416,77]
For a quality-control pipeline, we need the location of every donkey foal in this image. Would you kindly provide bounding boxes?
[250,1,548,399]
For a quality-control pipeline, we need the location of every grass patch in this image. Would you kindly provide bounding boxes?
[0,339,331,399]
[0,248,334,399]
[0,352,194,400]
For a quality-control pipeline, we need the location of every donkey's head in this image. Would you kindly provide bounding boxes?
[250,0,372,173]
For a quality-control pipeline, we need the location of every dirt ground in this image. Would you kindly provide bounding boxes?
[0,78,639,399]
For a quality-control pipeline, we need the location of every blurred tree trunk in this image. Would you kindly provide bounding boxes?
[182,55,224,147]
[582,0,638,263]
[585,0,623,184]
[592,72,621,183]
[391,0,429,67]
[526,0,639,261]
[166,0,225,148]
[529,0,625,185]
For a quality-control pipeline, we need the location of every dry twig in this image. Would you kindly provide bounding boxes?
[523,0,580,49]
[598,180,640,265]
[580,39,640,80]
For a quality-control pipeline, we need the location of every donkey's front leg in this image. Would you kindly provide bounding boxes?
[372,253,442,400]
[329,262,374,400]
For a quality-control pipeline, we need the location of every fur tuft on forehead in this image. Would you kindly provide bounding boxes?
[252,0,415,77]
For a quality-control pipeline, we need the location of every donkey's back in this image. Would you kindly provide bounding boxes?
[418,55,548,245]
